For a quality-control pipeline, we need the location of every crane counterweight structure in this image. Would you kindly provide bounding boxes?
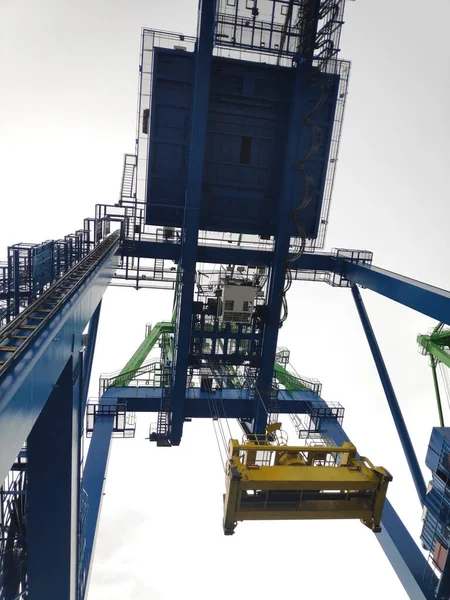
[1,1,450,599]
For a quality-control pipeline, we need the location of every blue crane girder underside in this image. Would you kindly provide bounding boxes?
[0,245,119,484]
[146,48,339,239]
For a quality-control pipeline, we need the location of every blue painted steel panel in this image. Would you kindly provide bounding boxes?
[146,50,339,239]
[0,243,119,483]
[426,427,450,472]
[343,262,450,324]
[27,358,80,600]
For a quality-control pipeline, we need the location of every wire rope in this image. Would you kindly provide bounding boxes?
[200,355,237,470]
[438,362,450,412]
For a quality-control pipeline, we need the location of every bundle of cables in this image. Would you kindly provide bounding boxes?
[279,82,330,326]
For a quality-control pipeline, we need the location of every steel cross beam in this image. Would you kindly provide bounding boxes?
[170,0,216,445]
[0,234,119,483]
[343,261,450,323]
[102,387,325,419]
[129,242,450,322]
[130,240,339,271]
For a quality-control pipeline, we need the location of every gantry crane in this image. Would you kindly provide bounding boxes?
[1,2,450,599]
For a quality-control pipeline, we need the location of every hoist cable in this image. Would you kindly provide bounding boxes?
[431,358,445,427]
[438,362,450,413]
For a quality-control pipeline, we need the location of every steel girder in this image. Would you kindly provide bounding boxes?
[0,234,119,483]
[343,262,450,324]
[102,387,325,419]
[170,0,217,445]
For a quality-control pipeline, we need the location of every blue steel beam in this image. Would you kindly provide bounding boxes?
[81,301,102,417]
[170,0,216,445]
[351,284,426,504]
[254,60,313,434]
[12,249,20,318]
[0,238,119,483]
[130,240,338,271]
[102,387,322,418]
[343,261,450,324]
[79,399,116,600]
[27,358,81,600]
[322,418,437,600]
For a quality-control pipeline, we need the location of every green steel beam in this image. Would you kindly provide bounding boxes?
[112,321,173,387]
[430,358,445,427]
[428,330,450,344]
[112,290,309,396]
[208,338,311,394]
[418,325,450,426]
[273,362,311,392]
[417,335,450,370]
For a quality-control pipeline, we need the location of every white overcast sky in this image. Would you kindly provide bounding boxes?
[2,1,450,599]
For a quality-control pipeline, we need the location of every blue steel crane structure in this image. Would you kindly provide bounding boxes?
[1,1,450,599]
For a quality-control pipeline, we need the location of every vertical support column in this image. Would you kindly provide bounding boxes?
[78,399,116,600]
[81,300,102,416]
[170,0,216,445]
[13,249,20,317]
[322,418,437,600]
[27,358,80,600]
[254,60,311,434]
[351,284,426,504]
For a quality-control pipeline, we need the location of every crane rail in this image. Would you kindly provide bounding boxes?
[0,231,120,379]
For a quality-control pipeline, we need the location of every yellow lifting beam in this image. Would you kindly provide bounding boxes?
[223,439,392,535]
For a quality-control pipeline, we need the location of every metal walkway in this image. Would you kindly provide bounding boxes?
[0,231,119,378]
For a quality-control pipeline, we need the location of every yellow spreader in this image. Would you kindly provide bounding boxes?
[223,436,392,535]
